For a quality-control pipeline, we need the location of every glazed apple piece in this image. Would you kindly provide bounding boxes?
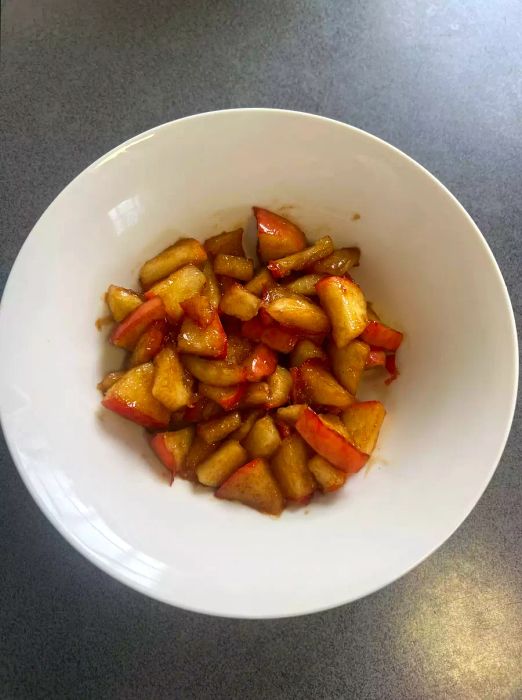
[198,383,247,410]
[342,401,386,454]
[106,285,143,322]
[266,366,293,408]
[144,264,207,322]
[128,320,166,367]
[204,228,244,258]
[225,335,253,363]
[243,343,278,382]
[196,439,248,487]
[270,434,315,503]
[245,267,274,296]
[110,297,166,350]
[139,238,207,289]
[177,313,227,359]
[241,382,270,406]
[254,208,307,262]
[283,273,323,296]
[197,411,242,444]
[289,339,327,367]
[241,317,299,353]
[215,457,285,515]
[307,455,347,493]
[101,362,170,429]
[97,370,125,393]
[316,275,367,348]
[213,254,255,282]
[243,415,282,459]
[219,282,260,321]
[182,356,247,386]
[360,320,403,351]
[262,288,330,334]
[275,404,306,427]
[229,409,263,441]
[152,346,193,411]
[150,426,195,479]
[267,236,334,278]
[180,294,215,328]
[365,348,386,368]
[311,247,360,275]
[295,407,368,473]
[293,359,354,408]
[202,260,221,309]
[181,434,216,482]
[328,339,370,395]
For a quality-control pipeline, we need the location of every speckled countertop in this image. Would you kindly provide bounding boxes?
[1,1,521,698]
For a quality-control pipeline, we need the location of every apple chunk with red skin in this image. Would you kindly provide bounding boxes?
[110,297,166,350]
[295,407,368,473]
[360,320,403,351]
[216,457,285,515]
[101,362,170,429]
[316,275,367,348]
[254,207,307,262]
[150,426,195,479]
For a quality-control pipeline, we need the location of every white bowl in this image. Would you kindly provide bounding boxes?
[0,109,517,618]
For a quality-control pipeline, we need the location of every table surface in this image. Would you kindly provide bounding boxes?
[1,1,521,698]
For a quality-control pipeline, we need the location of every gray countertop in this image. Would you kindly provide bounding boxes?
[1,1,521,698]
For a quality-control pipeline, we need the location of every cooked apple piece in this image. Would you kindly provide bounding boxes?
[243,343,278,381]
[182,355,247,386]
[180,294,214,328]
[328,339,370,395]
[110,297,165,350]
[97,370,125,394]
[296,407,368,473]
[294,359,354,408]
[241,317,298,353]
[241,382,270,406]
[311,247,360,275]
[181,434,216,481]
[289,339,327,367]
[342,401,386,454]
[213,254,254,282]
[307,455,347,492]
[198,383,247,410]
[204,228,244,258]
[139,238,207,289]
[245,267,274,296]
[225,335,252,363]
[202,260,221,309]
[283,273,323,296]
[145,264,207,322]
[254,207,307,262]
[365,348,386,368]
[219,282,260,321]
[385,353,399,384]
[215,457,284,515]
[267,236,334,278]
[128,320,166,367]
[101,362,170,429]
[316,275,367,348]
[177,313,227,358]
[276,404,306,426]
[317,413,352,438]
[243,415,282,458]
[196,439,248,487]
[263,289,330,334]
[197,411,242,444]
[106,285,143,322]
[152,346,193,411]
[183,396,222,422]
[230,409,263,441]
[266,366,292,408]
[271,434,315,503]
[360,320,403,351]
[150,426,195,478]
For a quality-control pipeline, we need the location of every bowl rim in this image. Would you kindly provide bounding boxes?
[0,108,518,618]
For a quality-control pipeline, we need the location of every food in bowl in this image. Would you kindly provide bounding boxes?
[99,207,403,515]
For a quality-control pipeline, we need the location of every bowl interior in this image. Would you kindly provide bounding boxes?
[0,110,517,617]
